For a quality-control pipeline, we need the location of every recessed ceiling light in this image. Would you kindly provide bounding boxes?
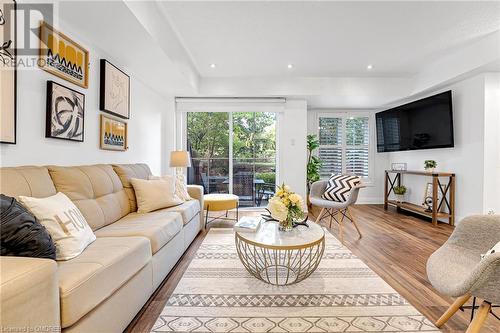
[210,63,216,68]
[287,64,294,69]
[367,64,373,70]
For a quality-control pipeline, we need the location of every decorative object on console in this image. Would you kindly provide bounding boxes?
[46,81,84,142]
[39,21,89,88]
[423,196,433,212]
[18,192,96,261]
[422,182,444,212]
[391,163,407,171]
[266,183,305,232]
[424,160,437,172]
[100,114,127,151]
[100,59,130,119]
[0,0,16,144]
[0,194,56,259]
[393,185,407,203]
[322,173,361,202]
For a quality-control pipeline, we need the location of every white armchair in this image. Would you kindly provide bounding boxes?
[309,180,364,244]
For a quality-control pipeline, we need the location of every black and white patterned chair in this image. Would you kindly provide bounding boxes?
[309,176,365,244]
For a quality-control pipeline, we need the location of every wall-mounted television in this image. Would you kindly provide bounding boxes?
[376,91,454,152]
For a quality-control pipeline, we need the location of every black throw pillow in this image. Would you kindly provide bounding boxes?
[1,194,56,259]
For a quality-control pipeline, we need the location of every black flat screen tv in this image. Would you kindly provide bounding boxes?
[376,91,454,152]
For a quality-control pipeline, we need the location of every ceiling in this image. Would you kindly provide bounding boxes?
[159,1,500,78]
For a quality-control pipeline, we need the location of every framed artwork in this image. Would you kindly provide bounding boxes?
[0,0,16,144]
[100,114,127,151]
[422,182,445,212]
[99,59,130,119]
[46,81,85,142]
[39,21,89,88]
[391,163,407,171]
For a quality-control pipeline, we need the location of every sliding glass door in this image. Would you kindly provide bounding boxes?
[187,112,276,207]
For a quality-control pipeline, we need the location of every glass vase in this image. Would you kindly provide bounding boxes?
[279,219,293,232]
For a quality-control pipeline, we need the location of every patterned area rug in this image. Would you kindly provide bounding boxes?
[152,228,439,332]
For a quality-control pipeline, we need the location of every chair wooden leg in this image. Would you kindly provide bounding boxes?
[465,300,491,333]
[338,210,344,244]
[435,294,471,328]
[347,207,362,238]
[316,208,326,224]
[329,209,334,228]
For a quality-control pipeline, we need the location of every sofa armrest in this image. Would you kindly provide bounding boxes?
[187,185,205,228]
[0,257,60,332]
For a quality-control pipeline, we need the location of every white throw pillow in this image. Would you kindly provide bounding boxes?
[18,192,96,261]
[131,178,183,213]
[481,241,500,259]
[149,174,192,202]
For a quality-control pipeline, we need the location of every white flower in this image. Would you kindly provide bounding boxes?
[267,197,288,221]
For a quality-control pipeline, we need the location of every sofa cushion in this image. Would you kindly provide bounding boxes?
[0,166,56,198]
[94,210,183,254]
[163,200,200,225]
[112,164,152,212]
[57,237,151,328]
[48,165,130,231]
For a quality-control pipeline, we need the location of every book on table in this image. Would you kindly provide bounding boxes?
[234,216,262,233]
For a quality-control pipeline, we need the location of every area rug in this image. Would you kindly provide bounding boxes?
[152,228,439,332]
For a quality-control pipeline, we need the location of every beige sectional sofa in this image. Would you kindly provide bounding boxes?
[0,163,204,332]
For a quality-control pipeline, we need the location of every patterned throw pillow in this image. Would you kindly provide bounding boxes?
[322,174,361,202]
[18,192,96,261]
[481,241,500,259]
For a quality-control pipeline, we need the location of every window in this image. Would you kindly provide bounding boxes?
[186,112,276,207]
[318,113,371,179]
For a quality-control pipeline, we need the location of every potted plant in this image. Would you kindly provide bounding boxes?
[306,134,321,194]
[393,185,407,203]
[424,160,437,173]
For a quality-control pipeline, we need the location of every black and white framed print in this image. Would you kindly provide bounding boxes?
[0,0,17,144]
[46,81,85,142]
[99,59,130,119]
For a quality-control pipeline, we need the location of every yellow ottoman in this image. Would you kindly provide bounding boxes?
[203,194,239,228]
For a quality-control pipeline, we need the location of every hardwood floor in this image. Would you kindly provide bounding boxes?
[125,205,499,333]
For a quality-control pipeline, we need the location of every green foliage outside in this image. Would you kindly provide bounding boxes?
[255,172,276,184]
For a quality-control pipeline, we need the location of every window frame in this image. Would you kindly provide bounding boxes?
[316,111,375,184]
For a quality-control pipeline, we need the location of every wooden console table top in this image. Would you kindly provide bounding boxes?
[385,170,455,177]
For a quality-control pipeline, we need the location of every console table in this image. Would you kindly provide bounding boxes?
[384,170,455,226]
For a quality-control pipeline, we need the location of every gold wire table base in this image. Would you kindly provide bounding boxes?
[235,232,325,286]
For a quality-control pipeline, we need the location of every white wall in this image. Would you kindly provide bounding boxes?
[387,74,489,222]
[483,73,500,214]
[0,15,175,175]
[278,100,308,199]
[307,109,389,204]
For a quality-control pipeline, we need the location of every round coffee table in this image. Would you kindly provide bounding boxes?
[235,221,325,286]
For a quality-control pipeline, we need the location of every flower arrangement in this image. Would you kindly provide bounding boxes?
[424,160,437,172]
[266,184,306,231]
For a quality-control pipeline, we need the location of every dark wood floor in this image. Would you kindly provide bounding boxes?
[125,205,499,333]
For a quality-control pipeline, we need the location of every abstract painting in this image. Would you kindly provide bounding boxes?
[0,0,16,144]
[39,21,89,88]
[100,114,127,151]
[100,59,130,119]
[46,81,85,142]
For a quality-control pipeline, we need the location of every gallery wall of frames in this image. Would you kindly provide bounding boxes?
[1,1,131,151]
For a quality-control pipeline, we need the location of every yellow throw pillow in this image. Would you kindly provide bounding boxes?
[18,192,96,261]
[130,178,183,213]
[149,174,192,202]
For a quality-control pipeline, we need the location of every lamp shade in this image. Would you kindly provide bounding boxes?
[169,151,192,168]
